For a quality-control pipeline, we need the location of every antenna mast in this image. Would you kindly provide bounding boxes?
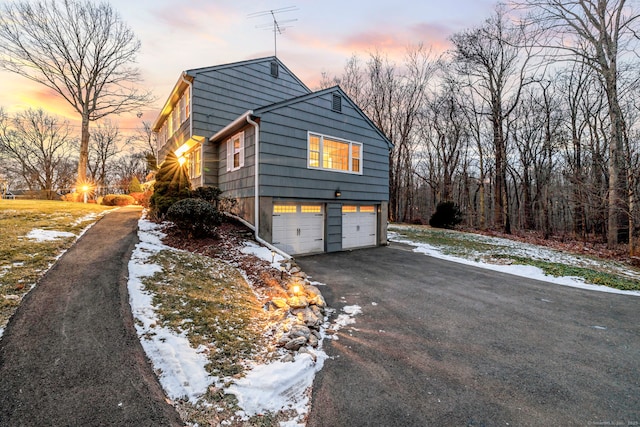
[248,6,298,57]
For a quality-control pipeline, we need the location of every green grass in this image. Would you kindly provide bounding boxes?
[0,199,113,327]
[505,256,640,291]
[143,250,271,378]
[392,225,640,292]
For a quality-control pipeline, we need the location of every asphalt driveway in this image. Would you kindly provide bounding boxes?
[298,243,640,427]
[0,206,182,426]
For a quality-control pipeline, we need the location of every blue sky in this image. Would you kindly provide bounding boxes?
[0,0,497,128]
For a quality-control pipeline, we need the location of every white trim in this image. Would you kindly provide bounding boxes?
[227,131,245,172]
[246,116,260,244]
[307,131,363,175]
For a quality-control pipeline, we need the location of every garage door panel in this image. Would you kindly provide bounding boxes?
[272,205,324,255]
[342,206,377,250]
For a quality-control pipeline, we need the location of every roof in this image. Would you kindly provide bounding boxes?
[152,57,310,131]
[254,85,393,148]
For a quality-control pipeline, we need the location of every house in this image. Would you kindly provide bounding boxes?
[153,57,391,256]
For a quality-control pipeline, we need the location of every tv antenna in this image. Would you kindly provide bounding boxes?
[248,6,298,57]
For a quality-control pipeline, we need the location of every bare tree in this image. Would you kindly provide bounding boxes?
[0,0,154,185]
[516,0,640,245]
[0,108,76,199]
[451,6,536,233]
[87,120,122,192]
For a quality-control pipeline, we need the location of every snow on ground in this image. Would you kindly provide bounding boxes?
[228,353,328,424]
[127,218,213,404]
[389,226,640,297]
[240,241,286,268]
[128,217,351,425]
[25,229,76,241]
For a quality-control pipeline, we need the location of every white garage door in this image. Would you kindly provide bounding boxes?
[342,205,377,249]
[272,204,324,255]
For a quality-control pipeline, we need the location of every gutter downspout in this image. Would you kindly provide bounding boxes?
[246,114,262,243]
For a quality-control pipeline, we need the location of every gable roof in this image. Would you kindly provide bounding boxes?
[254,86,393,148]
[153,56,311,131]
[186,56,311,93]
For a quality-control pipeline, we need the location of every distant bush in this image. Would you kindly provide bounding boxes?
[128,176,143,193]
[166,198,222,238]
[61,192,83,202]
[429,201,463,229]
[101,194,135,206]
[129,191,152,207]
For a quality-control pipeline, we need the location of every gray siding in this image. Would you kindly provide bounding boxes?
[326,203,342,252]
[190,59,310,139]
[218,125,255,198]
[257,91,390,202]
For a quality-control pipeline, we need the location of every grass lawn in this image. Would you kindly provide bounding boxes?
[392,225,640,291]
[0,199,113,328]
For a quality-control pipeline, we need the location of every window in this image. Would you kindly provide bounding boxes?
[226,131,244,172]
[308,132,363,174]
[301,206,322,213]
[342,205,357,213]
[186,145,201,179]
[274,205,296,213]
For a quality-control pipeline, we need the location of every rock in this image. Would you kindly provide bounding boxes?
[298,346,317,362]
[311,329,322,340]
[297,307,321,328]
[308,334,319,348]
[280,353,295,363]
[3,294,20,301]
[309,294,326,308]
[276,335,291,347]
[285,336,307,351]
[293,271,307,279]
[303,284,321,298]
[272,298,289,310]
[289,266,300,274]
[289,323,311,339]
[309,304,324,318]
[287,295,308,309]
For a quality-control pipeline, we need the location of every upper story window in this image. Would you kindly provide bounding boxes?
[308,132,362,174]
[226,131,245,172]
[157,88,191,147]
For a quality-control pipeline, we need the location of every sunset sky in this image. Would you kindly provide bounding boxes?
[0,0,497,132]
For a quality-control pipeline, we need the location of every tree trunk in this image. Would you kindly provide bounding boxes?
[78,113,90,184]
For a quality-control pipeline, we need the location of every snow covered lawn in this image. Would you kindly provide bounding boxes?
[128,217,359,426]
[389,224,640,296]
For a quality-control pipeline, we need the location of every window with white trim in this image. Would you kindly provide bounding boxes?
[226,131,245,172]
[308,132,362,174]
[186,145,202,179]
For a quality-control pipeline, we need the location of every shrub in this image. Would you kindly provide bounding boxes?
[191,186,222,204]
[429,201,463,229]
[61,192,82,202]
[150,151,192,219]
[101,194,135,206]
[166,198,222,238]
[129,191,151,207]
[128,176,143,193]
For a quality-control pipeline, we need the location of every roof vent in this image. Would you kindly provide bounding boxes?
[332,93,342,112]
[270,61,279,78]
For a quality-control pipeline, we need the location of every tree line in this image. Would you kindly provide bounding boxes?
[0,108,154,199]
[320,1,640,254]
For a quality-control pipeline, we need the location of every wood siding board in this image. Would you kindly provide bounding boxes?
[326,203,342,253]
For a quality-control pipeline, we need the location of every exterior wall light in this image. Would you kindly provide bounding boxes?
[335,189,341,198]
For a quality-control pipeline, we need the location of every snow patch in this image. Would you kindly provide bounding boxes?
[390,232,640,297]
[25,229,75,241]
[228,352,327,424]
[128,217,213,403]
[240,241,285,268]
